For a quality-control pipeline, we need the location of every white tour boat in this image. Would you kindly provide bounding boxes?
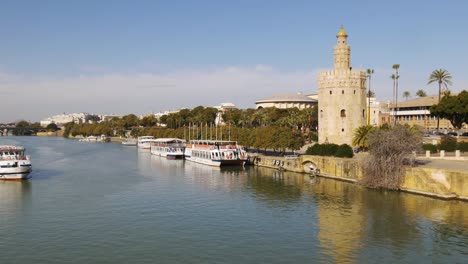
[184,140,248,167]
[0,146,32,180]
[150,138,185,159]
[137,136,156,149]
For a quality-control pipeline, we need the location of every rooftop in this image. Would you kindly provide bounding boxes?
[390,95,438,108]
[256,93,318,104]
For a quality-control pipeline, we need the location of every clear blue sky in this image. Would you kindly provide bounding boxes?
[0,0,467,122]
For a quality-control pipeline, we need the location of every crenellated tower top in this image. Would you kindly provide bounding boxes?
[334,26,350,71]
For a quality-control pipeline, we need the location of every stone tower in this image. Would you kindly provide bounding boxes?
[318,26,367,145]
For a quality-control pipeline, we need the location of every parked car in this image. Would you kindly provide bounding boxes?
[461,132,468,137]
[447,132,458,136]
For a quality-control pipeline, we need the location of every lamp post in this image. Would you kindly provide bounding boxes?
[392,64,400,125]
[366,69,374,126]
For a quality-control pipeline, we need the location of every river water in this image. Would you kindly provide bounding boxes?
[0,137,466,263]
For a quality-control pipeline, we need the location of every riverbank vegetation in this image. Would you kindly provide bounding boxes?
[62,106,318,152]
[361,125,422,189]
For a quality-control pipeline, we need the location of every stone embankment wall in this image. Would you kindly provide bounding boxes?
[248,154,468,201]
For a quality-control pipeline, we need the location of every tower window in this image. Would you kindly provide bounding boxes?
[330,91,332,95]
[362,109,365,118]
[354,90,356,94]
[320,110,323,118]
[341,109,346,117]
[342,128,344,132]
[342,90,344,94]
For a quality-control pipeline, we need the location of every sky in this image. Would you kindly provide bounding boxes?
[0,0,467,122]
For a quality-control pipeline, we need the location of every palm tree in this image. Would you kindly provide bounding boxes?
[415,89,427,97]
[392,64,400,125]
[428,69,453,131]
[366,69,374,125]
[403,91,411,101]
[352,125,375,150]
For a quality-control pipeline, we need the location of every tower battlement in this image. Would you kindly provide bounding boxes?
[318,70,366,89]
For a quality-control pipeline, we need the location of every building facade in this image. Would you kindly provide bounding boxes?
[318,26,367,145]
[389,95,456,130]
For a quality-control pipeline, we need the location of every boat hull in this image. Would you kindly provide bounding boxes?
[0,167,31,180]
[185,156,245,167]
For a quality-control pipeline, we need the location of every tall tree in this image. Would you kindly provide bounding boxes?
[428,69,453,131]
[392,64,400,125]
[415,89,427,97]
[403,91,411,101]
[430,90,468,130]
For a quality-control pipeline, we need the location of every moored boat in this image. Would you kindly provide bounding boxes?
[122,138,137,146]
[137,136,156,149]
[79,136,98,142]
[184,140,248,167]
[0,146,32,180]
[150,138,185,159]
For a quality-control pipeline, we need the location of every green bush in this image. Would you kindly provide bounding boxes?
[438,136,457,151]
[306,143,353,158]
[321,143,339,156]
[422,143,437,153]
[457,142,468,152]
[335,144,354,158]
[306,144,321,155]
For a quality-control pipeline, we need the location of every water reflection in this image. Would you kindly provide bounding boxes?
[245,167,468,263]
[0,181,32,221]
[184,161,247,193]
[244,167,304,205]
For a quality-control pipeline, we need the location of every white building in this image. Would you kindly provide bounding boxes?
[40,113,93,127]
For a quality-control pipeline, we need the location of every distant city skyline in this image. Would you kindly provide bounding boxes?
[1,0,467,122]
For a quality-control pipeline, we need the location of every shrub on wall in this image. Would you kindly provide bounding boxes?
[335,144,354,158]
[362,125,422,190]
[457,142,468,152]
[305,143,353,158]
[422,143,437,153]
[438,136,457,151]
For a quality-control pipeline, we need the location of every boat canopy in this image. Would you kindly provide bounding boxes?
[188,140,237,145]
[0,145,25,152]
[154,138,186,143]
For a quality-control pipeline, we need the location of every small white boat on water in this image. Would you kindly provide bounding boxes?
[79,136,98,142]
[0,146,32,180]
[184,140,248,167]
[137,136,156,149]
[79,135,110,142]
[150,138,185,159]
[122,138,137,146]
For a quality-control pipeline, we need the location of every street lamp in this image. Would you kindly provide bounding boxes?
[366,69,374,126]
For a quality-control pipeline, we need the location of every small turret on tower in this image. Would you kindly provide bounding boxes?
[334,26,351,71]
